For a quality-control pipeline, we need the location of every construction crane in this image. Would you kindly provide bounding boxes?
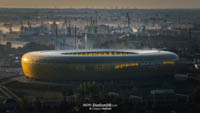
[126,13,131,27]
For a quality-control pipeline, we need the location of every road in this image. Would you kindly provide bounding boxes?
[0,67,23,102]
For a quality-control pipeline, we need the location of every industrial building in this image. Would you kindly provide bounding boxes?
[21,49,179,81]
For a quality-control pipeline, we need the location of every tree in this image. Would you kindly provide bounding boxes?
[192,86,200,112]
[20,97,29,113]
[34,97,42,112]
[192,86,200,104]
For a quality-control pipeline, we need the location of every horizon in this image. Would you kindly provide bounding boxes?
[0,0,200,9]
[0,7,200,10]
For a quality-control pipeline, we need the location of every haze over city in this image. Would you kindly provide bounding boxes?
[0,0,200,9]
[0,0,200,112]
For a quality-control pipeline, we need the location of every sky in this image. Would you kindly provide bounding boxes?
[0,0,200,9]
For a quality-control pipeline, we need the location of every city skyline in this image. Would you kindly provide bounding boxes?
[0,0,200,9]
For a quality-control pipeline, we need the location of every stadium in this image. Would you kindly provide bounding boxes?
[21,49,179,81]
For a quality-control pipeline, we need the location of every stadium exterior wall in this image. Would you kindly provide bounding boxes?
[21,49,179,81]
